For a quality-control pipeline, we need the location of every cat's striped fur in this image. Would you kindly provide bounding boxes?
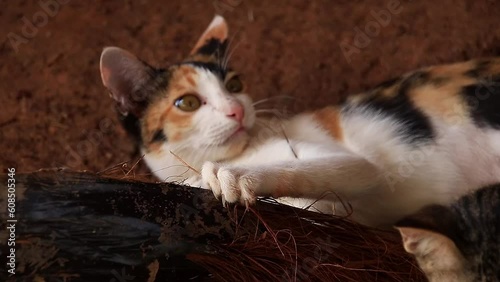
[100,16,500,228]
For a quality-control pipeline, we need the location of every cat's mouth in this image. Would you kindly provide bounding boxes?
[222,126,246,145]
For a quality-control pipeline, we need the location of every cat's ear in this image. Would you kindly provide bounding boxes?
[395,205,462,244]
[100,47,159,117]
[395,227,466,276]
[395,205,467,278]
[190,15,228,55]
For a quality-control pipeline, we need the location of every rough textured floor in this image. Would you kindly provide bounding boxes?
[1,0,499,174]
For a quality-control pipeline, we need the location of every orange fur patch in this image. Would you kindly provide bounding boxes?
[313,107,343,141]
[378,83,401,99]
[409,76,476,124]
[428,61,475,77]
[181,66,196,76]
[147,141,163,153]
[187,53,216,64]
[159,104,173,125]
[486,58,500,74]
[164,111,192,127]
[186,75,196,87]
[141,66,201,151]
[171,85,187,93]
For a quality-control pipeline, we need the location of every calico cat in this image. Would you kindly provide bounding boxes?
[396,184,500,281]
[99,15,500,227]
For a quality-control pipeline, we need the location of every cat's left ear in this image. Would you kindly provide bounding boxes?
[190,15,228,55]
[100,47,161,117]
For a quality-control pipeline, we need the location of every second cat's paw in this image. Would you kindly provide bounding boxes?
[201,162,259,207]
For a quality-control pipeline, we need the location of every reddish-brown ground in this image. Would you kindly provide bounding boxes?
[1,0,499,174]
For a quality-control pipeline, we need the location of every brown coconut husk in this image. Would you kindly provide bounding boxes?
[189,201,425,282]
[0,168,425,281]
[99,161,426,281]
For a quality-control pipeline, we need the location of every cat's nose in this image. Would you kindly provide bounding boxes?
[226,104,244,124]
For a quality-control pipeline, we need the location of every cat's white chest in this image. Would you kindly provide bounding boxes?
[228,114,339,167]
[229,138,299,166]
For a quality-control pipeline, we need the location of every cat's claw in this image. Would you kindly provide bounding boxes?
[221,196,227,208]
[201,162,222,199]
[201,162,258,207]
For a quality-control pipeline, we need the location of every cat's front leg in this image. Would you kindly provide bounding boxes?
[201,153,382,207]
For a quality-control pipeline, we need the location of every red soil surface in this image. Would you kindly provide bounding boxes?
[1,0,499,174]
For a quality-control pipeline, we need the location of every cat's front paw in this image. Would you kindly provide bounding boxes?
[201,162,259,207]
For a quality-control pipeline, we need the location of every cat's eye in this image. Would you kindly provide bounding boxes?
[174,94,201,112]
[225,76,243,93]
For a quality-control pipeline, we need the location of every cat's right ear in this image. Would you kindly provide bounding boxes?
[395,226,466,277]
[100,47,158,117]
[190,15,228,55]
[394,205,462,244]
[394,205,467,277]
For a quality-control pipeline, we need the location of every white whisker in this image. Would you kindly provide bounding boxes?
[221,27,241,71]
[163,167,191,182]
[252,95,297,107]
[255,109,287,117]
[223,37,243,70]
[151,164,193,174]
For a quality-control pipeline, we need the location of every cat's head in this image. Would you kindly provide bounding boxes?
[99,16,256,175]
[395,185,500,282]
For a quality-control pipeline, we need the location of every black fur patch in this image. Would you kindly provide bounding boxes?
[429,76,450,87]
[398,71,431,95]
[196,38,227,56]
[123,67,168,117]
[461,76,500,128]
[114,67,169,148]
[347,71,435,145]
[395,204,464,248]
[451,184,500,269]
[117,110,142,145]
[357,94,434,144]
[464,60,491,78]
[182,61,227,79]
[151,129,167,143]
[374,77,400,90]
